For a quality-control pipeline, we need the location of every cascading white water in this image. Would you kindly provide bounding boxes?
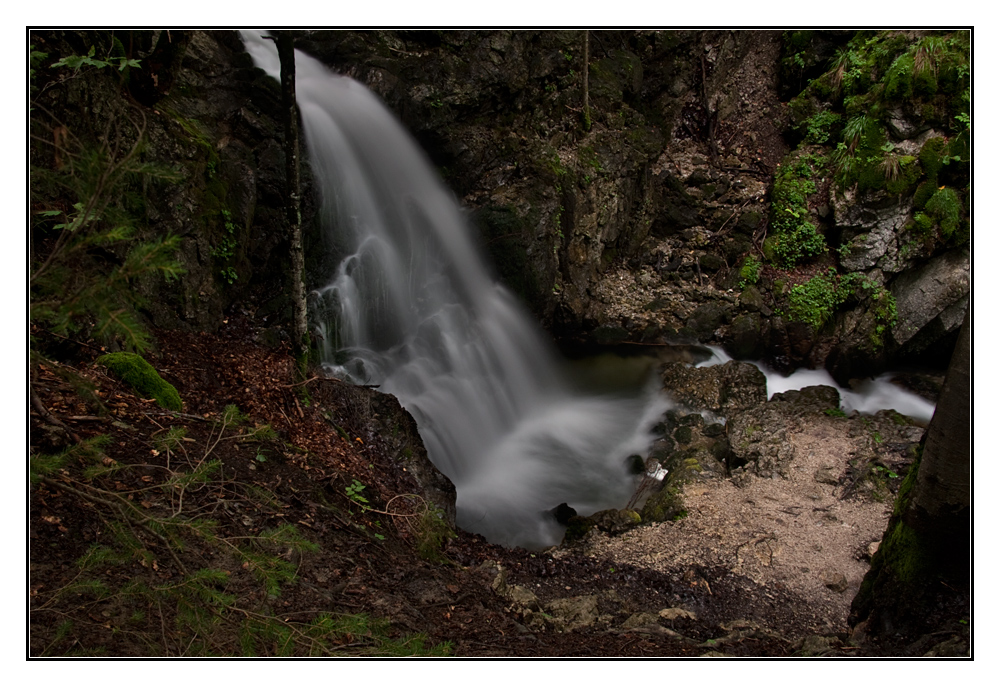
[241,32,670,549]
[696,346,937,423]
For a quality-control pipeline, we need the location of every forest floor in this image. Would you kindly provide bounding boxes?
[28,318,968,657]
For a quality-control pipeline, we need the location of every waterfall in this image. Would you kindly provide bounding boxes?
[241,32,670,549]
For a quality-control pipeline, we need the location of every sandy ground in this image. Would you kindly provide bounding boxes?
[583,414,896,635]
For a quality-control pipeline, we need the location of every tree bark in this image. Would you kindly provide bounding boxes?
[582,30,591,132]
[276,31,310,378]
[850,304,970,640]
[910,304,971,530]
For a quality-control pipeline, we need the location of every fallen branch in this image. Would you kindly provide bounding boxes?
[277,376,320,388]
[30,383,80,443]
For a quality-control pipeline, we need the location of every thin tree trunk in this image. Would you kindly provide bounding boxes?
[276,32,310,378]
[582,30,591,131]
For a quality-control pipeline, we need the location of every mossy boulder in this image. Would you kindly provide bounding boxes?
[97,352,183,411]
[641,481,686,523]
[562,508,641,543]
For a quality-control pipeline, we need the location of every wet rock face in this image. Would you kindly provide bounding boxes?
[36,30,966,384]
[365,389,458,528]
[834,192,912,274]
[890,248,970,357]
[660,360,768,415]
[33,30,299,332]
[290,30,785,340]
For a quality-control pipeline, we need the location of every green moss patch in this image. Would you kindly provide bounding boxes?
[98,352,182,411]
[924,187,962,239]
[770,151,828,267]
[784,270,897,345]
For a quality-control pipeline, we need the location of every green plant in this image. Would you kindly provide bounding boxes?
[824,407,848,418]
[29,44,49,81]
[769,153,828,267]
[31,111,184,354]
[873,465,898,479]
[786,270,897,344]
[787,272,840,329]
[580,145,602,173]
[212,209,239,285]
[803,110,842,144]
[31,392,453,657]
[414,507,455,562]
[833,115,890,191]
[97,351,183,411]
[773,221,827,267]
[739,256,761,288]
[924,187,962,239]
[345,479,369,505]
[919,136,948,179]
[50,44,141,73]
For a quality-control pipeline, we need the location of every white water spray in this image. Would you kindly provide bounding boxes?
[697,347,936,423]
[241,32,670,549]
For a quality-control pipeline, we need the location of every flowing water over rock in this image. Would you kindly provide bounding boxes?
[696,347,936,423]
[242,32,670,549]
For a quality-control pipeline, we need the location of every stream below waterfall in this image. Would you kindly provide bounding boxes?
[241,32,938,550]
[242,32,669,549]
[694,346,937,424]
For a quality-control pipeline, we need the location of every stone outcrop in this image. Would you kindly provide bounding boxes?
[31,30,302,333]
[660,360,768,415]
[728,385,841,479]
[890,248,970,357]
[33,30,969,387]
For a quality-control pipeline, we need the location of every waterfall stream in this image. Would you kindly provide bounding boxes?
[695,347,936,423]
[241,32,671,549]
[240,33,938,549]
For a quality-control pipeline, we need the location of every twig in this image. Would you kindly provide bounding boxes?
[278,376,320,388]
[715,196,758,235]
[387,45,423,57]
[143,410,213,422]
[32,327,105,352]
[30,383,80,443]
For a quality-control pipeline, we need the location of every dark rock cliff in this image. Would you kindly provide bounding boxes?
[30,29,970,382]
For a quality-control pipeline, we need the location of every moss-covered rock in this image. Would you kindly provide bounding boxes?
[923,187,962,239]
[97,352,183,411]
[641,480,686,523]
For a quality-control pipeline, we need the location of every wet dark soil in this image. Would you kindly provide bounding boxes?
[28,318,962,657]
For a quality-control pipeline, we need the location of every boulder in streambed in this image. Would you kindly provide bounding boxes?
[562,508,641,544]
[660,359,767,416]
[727,385,842,480]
